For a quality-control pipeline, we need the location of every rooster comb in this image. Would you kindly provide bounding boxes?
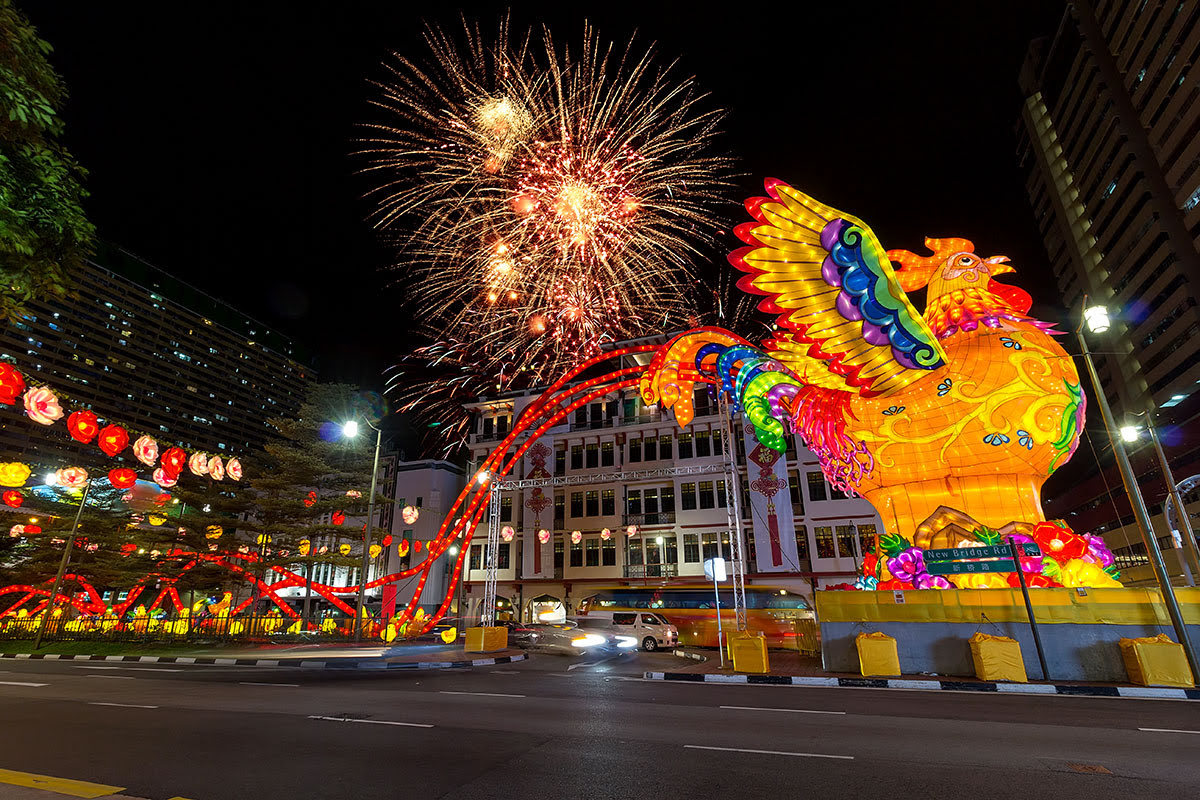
[887,237,976,293]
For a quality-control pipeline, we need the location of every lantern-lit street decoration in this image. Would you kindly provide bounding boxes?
[188,452,209,476]
[339,543,352,556]
[205,526,223,539]
[66,410,99,443]
[331,511,345,526]
[133,435,159,467]
[570,530,582,544]
[97,424,129,457]
[226,458,243,481]
[0,463,29,488]
[54,466,88,489]
[153,468,177,488]
[537,529,550,544]
[625,525,638,537]
[401,505,419,524]
[160,448,186,478]
[298,539,311,556]
[209,456,225,481]
[107,468,137,489]
[23,386,63,425]
[346,489,362,499]
[600,528,611,541]
[2,490,22,508]
[0,364,25,405]
[500,525,515,542]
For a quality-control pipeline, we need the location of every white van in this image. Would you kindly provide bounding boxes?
[575,610,678,651]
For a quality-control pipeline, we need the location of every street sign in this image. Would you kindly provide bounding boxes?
[704,557,727,582]
[925,543,1040,561]
[926,559,1016,575]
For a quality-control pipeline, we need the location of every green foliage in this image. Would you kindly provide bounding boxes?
[878,532,910,558]
[0,0,95,322]
[971,526,1003,546]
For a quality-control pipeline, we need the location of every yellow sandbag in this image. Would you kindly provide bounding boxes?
[968,632,1027,683]
[1119,634,1195,688]
[855,631,900,677]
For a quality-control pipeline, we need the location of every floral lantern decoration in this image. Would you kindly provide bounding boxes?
[160,448,186,478]
[0,364,25,405]
[331,511,345,526]
[133,435,159,467]
[226,458,242,481]
[153,468,177,488]
[570,530,582,544]
[537,529,551,544]
[398,539,410,557]
[412,539,422,552]
[369,544,382,559]
[402,505,419,524]
[55,466,88,489]
[298,539,311,556]
[67,410,100,443]
[600,528,611,541]
[318,545,329,554]
[346,489,362,499]
[98,424,129,457]
[2,490,22,508]
[108,468,137,489]
[23,386,63,425]
[0,462,30,487]
[339,543,352,556]
[626,524,638,537]
[303,490,318,507]
[188,452,209,476]
[205,526,223,539]
[256,534,271,546]
[208,456,225,481]
[148,514,166,526]
[9,524,25,537]
[501,525,515,542]
[23,524,41,535]
[381,534,393,546]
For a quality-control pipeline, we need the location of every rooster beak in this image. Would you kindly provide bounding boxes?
[985,255,1014,275]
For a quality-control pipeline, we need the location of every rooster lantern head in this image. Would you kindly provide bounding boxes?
[888,237,1031,316]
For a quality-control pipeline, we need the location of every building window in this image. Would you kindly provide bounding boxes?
[602,537,616,566]
[554,494,565,524]
[555,448,566,476]
[571,445,583,470]
[699,480,715,509]
[814,526,835,558]
[681,482,697,510]
[795,524,809,560]
[500,497,512,522]
[858,524,878,556]
[683,533,700,563]
[629,438,641,462]
[678,433,693,459]
[717,480,728,508]
[661,486,675,513]
[498,543,510,569]
[586,538,600,567]
[470,544,482,570]
[574,406,587,427]
[483,417,494,437]
[586,490,599,516]
[695,431,710,457]
[601,441,614,467]
[554,538,564,568]
[701,532,720,561]
[789,472,802,506]
[601,489,615,516]
[807,472,828,502]
[836,525,857,559]
[644,438,656,461]
[627,540,643,566]
[659,435,672,460]
[712,430,723,456]
[570,539,583,567]
[570,492,583,517]
[627,490,642,515]
[664,535,678,564]
[586,443,599,468]
[643,488,659,514]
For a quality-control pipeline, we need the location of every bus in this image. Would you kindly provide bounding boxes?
[576,585,813,648]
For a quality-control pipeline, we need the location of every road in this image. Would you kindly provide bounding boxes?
[0,650,1197,799]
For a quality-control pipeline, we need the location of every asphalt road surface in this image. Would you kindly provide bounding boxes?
[0,650,1197,799]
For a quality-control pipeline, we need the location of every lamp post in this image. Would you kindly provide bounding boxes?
[1077,303,1199,680]
[34,477,92,650]
[342,418,382,644]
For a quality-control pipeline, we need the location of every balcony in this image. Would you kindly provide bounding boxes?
[569,417,615,432]
[623,512,676,527]
[623,563,679,579]
[616,412,664,427]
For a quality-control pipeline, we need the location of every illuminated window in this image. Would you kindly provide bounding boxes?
[806,472,828,502]
[795,525,809,560]
[681,482,696,510]
[814,526,835,558]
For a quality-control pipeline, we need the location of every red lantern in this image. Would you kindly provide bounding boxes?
[67,410,100,443]
[120,543,136,556]
[97,424,129,457]
[381,534,393,546]
[2,490,22,508]
[108,468,137,489]
[331,510,345,526]
[160,447,186,477]
[413,539,422,553]
[24,525,41,535]
[304,490,317,507]
[0,364,25,405]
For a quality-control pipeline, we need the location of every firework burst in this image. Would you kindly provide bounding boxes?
[359,18,732,392]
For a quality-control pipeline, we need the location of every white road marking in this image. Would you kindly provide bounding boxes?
[489,670,520,675]
[240,682,300,687]
[567,656,618,671]
[1139,727,1200,735]
[308,715,432,728]
[684,744,853,760]
[86,675,135,680]
[439,690,525,698]
[74,665,122,670]
[720,705,846,715]
[88,701,158,709]
[0,680,47,687]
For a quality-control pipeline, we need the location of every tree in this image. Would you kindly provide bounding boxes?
[0,0,95,322]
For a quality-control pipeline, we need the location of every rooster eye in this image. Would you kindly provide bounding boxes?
[958,256,973,265]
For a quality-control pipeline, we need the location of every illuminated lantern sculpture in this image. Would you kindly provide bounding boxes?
[205,526,223,539]
[412,539,422,552]
[160,447,186,478]
[256,534,271,546]
[8,525,24,537]
[188,452,209,476]
[570,530,582,544]
[226,458,242,481]
[133,435,159,467]
[23,386,63,425]
[304,491,317,507]
[0,462,30,487]
[2,490,22,508]
[0,364,25,405]
[153,468,177,488]
[66,410,100,443]
[298,539,311,556]
[23,525,41,535]
[640,179,1120,589]
[331,511,345,526]
[440,628,458,644]
[97,424,129,457]
[501,525,515,542]
[108,468,137,489]
[626,525,638,537]
[398,539,410,557]
[401,505,419,524]
[318,545,329,555]
[381,534,393,546]
[369,544,382,559]
[600,528,611,541]
[120,543,136,555]
[148,515,166,526]
[339,543,352,556]
[537,529,550,544]
[55,466,88,489]
[346,489,362,499]
[208,456,225,481]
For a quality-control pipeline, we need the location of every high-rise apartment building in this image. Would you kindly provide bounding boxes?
[0,244,315,470]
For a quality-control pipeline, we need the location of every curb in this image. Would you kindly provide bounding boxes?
[672,648,706,662]
[1,651,527,671]
[642,671,1200,700]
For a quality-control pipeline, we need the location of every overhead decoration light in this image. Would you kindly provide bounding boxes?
[66,410,100,443]
[570,530,582,544]
[537,529,550,544]
[153,468,177,488]
[226,458,243,481]
[160,447,186,478]
[188,452,210,476]
[346,489,362,499]
[304,490,318,507]
[54,466,88,489]
[0,364,26,405]
[97,424,129,457]
[107,468,137,489]
[23,386,63,425]
[500,525,515,542]
[2,490,23,508]
[209,456,225,481]
[133,435,159,467]
[401,505,419,524]
[0,462,31,488]
[331,510,345,526]
[339,543,352,556]
[600,528,611,540]
[205,526,223,539]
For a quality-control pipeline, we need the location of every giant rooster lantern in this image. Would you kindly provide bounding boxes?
[643,180,1120,590]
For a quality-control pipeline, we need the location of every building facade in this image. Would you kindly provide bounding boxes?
[0,243,314,471]
[458,348,884,622]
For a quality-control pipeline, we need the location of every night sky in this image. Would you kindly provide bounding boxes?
[26,1,1067,387]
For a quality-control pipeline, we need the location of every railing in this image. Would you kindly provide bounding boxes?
[569,418,615,432]
[623,563,679,579]
[616,412,664,426]
[623,512,676,526]
[0,613,393,644]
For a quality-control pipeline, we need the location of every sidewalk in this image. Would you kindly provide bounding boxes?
[648,648,1200,700]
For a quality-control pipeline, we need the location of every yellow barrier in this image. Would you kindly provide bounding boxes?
[730,633,769,674]
[856,632,901,676]
[1119,635,1195,688]
[968,632,1027,683]
[464,626,508,653]
[816,587,1200,626]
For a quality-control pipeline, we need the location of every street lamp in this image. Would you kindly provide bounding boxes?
[341,417,382,644]
[1076,301,1199,680]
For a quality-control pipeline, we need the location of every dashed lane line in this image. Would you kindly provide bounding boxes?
[308,715,433,728]
[240,682,300,687]
[1138,727,1200,734]
[0,680,48,687]
[88,701,158,709]
[684,744,853,760]
[439,690,525,698]
[720,705,846,715]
